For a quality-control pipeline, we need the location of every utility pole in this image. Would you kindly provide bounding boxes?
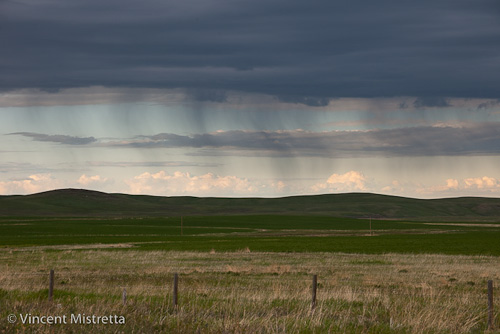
[181,216,183,236]
[370,216,373,236]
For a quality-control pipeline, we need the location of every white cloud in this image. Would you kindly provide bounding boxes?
[311,171,368,193]
[445,178,460,189]
[381,180,405,193]
[415,176,500,197]
[272,181,287,192]
[0,173,115,195]
[419,178,460,194]
[0,174,61,195]
[77,174,110,186]
[125,171,260,196]
[464,176,500,190]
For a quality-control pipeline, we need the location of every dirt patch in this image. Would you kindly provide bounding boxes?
[201,229,455,237]
[0,223,32,226]
[0,243,137,252]
[423,223,500,228]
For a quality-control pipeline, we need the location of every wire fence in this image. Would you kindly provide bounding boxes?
[1,271,498,300]
[1,269,498,330]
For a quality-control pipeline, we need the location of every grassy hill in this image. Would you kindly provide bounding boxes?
[1,188,499,220]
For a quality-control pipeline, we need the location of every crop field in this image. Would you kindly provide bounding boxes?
[1,215,499,333]
[1,215,500,255]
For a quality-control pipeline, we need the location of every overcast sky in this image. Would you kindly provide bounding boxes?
[1,0,500,198]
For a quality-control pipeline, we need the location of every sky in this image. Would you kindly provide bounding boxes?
[1,0,500,198]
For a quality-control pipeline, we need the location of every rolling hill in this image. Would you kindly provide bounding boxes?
[1,188,499,220]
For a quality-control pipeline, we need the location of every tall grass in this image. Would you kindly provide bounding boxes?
[0,250,499,333]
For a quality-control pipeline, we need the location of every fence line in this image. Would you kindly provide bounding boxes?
[1,276,498,292]
[34,269,497,329]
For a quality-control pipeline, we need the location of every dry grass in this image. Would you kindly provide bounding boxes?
[0,250,499,333]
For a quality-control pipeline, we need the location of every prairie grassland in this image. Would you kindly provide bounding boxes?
[0,250,499,333]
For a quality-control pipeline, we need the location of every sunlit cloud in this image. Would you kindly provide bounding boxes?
[311,171,368,193]
[125,171,259,196]
[77,174,110,186]
[464,176,500,190]
[0,174,61,195]
[416,176,500,196]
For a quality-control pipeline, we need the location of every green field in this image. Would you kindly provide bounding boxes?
[1,215,500,256]
[2,189,500,256]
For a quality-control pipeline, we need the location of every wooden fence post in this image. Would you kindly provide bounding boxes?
[488,280,495,331]
[48,269,54,301]
[122,288,127,306]
[311,274,317,310]
[173,273,179,308]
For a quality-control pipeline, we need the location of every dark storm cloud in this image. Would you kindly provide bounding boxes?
[190,89,228,103]
[477,99,500,110]
[2,0,500,101]
[9,132,97,145]
[277,95,330,107]
[105,123,500,157]
[413,97,451,108]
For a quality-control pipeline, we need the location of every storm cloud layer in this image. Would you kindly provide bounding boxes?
[9,132,97,145]
[10,123,500,158]
[99,124,500,157]
[3,0,500,101]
